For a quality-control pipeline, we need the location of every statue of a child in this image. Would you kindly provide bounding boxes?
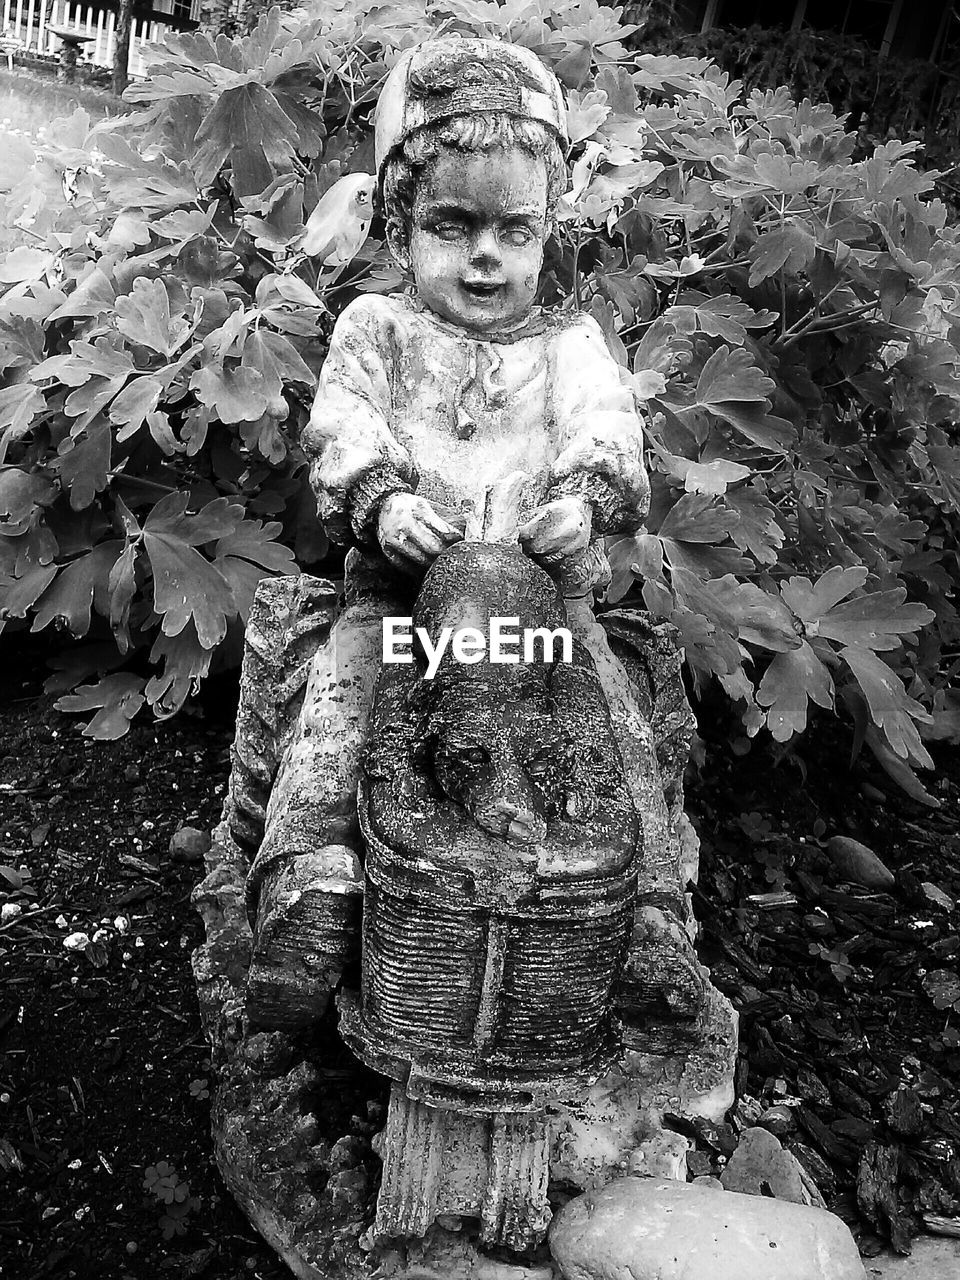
[242,38,701,1029]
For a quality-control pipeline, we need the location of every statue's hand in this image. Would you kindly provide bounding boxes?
[378,492,462,572]
[518,497,591,567]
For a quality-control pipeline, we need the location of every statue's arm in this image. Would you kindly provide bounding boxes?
[301,296,417,549]
[547,314,651,535]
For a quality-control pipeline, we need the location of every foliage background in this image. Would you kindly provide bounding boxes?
[1,0,959,801]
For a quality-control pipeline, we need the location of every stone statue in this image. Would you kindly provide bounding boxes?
[192,35,737,1278]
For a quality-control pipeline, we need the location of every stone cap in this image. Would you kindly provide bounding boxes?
[374,37,569,176]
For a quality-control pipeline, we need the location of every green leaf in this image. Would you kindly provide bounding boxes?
[108,377,164,441]
[657,492,738,543]
[47,268,117,323]
[142,493,243,648]
[710,403,795,451]
[725,488,784,565]
[0,467,54,525]
[0,561,58,620]
[661,455,750,495]
[927,435,960,512]
[747,224,817,287]
[840,645,933,765]
[31,542,123,636]
[757,642,835,740]
[671,293,778,345]
[864,724,939,808]
[52,424,112,511]
[0,248,54,285]
[670,570,799,653]
[0,384,45,459]
[780,566,868,624]
[115,279,194,357]
[189,365,268,423]
[695,345,775,406]
[565,88,610,143]
[214,516,297,619]
[146,622,212,718]
[108,542,138,651]
[195,83,300,193]
[55,673,146,739]
[817,589,935,651]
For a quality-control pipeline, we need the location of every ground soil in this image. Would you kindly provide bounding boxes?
[1,633,958,1278]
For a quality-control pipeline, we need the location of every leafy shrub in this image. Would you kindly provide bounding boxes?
[632,18,960,181]
[1,0,958,799]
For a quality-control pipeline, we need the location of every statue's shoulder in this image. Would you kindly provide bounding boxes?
[331,291,418,340]
[543,307,606,342]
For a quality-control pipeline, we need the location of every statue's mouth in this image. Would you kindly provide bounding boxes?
[461,279,503,297]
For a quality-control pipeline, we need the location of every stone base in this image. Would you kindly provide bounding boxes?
[192,825,738,1280]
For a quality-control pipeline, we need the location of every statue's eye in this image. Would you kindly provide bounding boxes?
[501,224,534,247]
[433,222,464,242]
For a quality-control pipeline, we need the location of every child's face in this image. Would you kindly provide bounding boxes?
[405,145,549,334]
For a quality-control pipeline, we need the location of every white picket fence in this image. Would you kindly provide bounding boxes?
[1,0,200,78]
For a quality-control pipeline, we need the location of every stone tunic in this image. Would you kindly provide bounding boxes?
[301,292,650,547]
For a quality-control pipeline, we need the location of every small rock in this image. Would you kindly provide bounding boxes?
[327,1167,368,1207]
[885,1086,923,1138]
[549,1178,866,1280]
[1,903,22,923]
[825,836,895,890]
[63,932,91,952]
[328,1135,365,1171]
[759,1104,796,1137]
[686,1150,714,1179]
[692,1176,724,1191]
[627,1131,690,1180]
[169,826,211,863]
[791,1142,836,1199]
[720,1127,808,1204]
[734,1094,763,1129]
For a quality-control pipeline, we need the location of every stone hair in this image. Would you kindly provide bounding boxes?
[381,113,567,251]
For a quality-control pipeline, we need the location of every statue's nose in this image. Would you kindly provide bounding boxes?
[469,227,502,268]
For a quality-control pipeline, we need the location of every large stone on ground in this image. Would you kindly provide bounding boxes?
[549,1177,866,1280]
[721,1126,818,1205]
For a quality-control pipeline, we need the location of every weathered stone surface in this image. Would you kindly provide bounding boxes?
[627,1131,690,1180]
[169,825,211,863]
[549,1178,867,1280]
[246,846,362,1031]
[826,836,895,889]
[758,1103,795,1137]
[721,1126,809,1204]
[550,985,738,1187]
[692,1175,724,1191]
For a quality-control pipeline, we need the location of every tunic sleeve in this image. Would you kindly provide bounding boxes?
[301,296,417,547]
[547,314,650,534]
